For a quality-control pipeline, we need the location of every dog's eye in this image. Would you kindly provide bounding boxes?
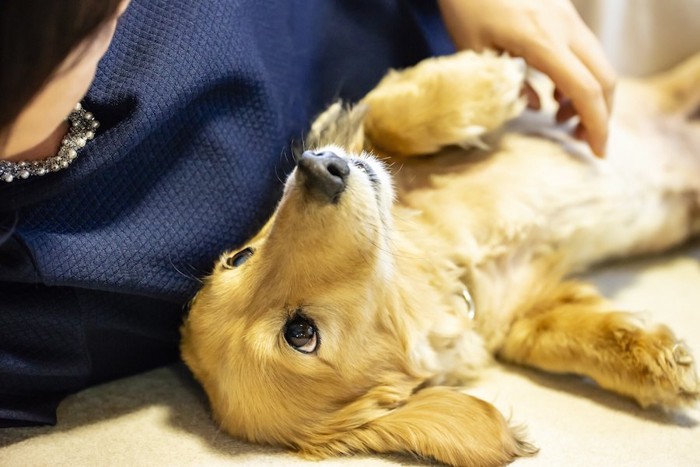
[224,247,254,269]
[284,315,318,353]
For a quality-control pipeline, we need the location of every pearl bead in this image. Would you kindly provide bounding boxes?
[1,103,97,182]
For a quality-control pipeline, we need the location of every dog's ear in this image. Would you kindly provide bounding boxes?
[306,387,536,466]
[304,101,367,154]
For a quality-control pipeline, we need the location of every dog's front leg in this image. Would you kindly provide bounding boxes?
[305,51,527,159]
[361,50,526,157]
[498,281,699,409]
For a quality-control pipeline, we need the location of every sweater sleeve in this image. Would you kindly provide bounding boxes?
[403,0,456,56]
[0,210,16,247]
[0,211,38,284]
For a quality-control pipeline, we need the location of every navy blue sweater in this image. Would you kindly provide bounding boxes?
[0,0,452,426]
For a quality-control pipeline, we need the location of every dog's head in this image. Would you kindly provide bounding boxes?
[181,145,530,465]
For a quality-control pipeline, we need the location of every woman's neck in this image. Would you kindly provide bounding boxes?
[1,121,69,163]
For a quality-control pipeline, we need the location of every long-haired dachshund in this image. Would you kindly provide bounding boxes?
[181,51,700,466]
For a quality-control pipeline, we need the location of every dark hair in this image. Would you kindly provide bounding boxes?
[0,0,124,145]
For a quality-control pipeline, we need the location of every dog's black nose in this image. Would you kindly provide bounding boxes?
[297,150,350,203]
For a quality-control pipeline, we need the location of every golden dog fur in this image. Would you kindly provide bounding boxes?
[181,51,700,466]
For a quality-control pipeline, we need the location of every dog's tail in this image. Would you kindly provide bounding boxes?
[650,51,700,118]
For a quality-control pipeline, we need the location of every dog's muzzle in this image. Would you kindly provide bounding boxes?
[297,150,350,203]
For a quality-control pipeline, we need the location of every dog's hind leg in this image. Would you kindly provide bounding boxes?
[361,50,526,157]
[498,281,700,409]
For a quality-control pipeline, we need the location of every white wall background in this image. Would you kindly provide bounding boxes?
[572,0,700,75]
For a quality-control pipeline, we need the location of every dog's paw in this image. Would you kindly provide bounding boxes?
[600,317,699,409]
[362,50,526,157]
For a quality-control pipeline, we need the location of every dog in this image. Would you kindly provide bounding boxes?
[181,51,700,466]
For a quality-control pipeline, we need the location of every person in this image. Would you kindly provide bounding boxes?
[0,0,615,427]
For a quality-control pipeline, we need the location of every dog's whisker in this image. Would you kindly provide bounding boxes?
[168,256,203,284]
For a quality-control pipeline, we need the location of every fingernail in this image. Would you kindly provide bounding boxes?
[592,139,606,158]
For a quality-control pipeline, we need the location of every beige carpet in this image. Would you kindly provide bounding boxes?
[1,243,699,466]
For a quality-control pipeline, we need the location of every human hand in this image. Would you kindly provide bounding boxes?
[437,0,616,157]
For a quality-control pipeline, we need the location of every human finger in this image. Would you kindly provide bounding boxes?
[524,46,609,157]
[553,87,566,104]
[521,82,541,110]
[574,122,588,142]
[570,25,617,112]
[555,99,577,123]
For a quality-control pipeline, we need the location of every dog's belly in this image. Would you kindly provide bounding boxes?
[399,106,700,259]
[392,111,700,346]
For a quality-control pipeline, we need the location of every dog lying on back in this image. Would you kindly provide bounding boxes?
[181,51,700,466]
